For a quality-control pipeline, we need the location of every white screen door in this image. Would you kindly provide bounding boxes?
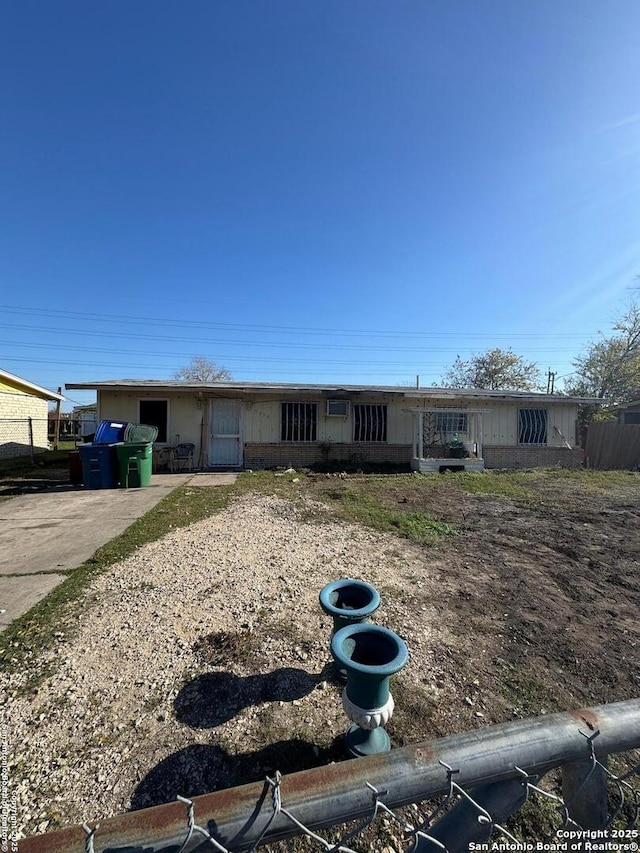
[209,400,242,466]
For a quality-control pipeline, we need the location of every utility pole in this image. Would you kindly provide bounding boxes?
[546,369,556,394]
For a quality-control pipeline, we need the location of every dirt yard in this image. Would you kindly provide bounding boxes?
[293,470,640,728]
[2,469,639,847]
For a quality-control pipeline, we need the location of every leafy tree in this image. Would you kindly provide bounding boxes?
[564,301,640,425]
[440,347,542,391]
[174,356,232,382]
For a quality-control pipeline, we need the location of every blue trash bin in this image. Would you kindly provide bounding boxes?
[93,420,129,443]
[78,420,130,489]
[78,443,119,489]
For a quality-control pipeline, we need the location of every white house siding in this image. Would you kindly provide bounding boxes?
[241,394,413,468]
[97,390,202,446]
[479,401,581,468]
[482,401,577,448]
[244,396,412,444]
[410,399,577,449]
[0,388,49,458]
[95,389,582,470]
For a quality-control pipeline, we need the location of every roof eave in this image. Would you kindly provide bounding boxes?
[1,368,64,401]
[65,379,601,405]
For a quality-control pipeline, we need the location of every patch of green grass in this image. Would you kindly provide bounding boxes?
[499,661,559,717]
[318,488,454,543]
[0,449,71,477]
[0,478,253,688]
[453,471,537,503]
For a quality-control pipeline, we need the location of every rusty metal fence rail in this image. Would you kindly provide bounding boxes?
[18,699,640,853]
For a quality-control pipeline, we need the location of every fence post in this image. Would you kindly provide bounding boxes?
[53,387,62,450]
[561,757,609,830]
[28,416,35,465]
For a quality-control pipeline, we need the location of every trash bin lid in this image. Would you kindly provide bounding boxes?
[124,423,159,443]
[93,420,129,443]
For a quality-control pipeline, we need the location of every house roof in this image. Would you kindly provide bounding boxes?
[614,399,640,410]
[1,368,64,402]
[64,379,599,405]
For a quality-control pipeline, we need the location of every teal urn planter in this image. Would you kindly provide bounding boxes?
[318,579,381,635]
[319,579,382,681]
[331,623,408,757]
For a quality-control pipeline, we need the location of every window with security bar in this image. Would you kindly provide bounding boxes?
[518,408,548,444]
[281,402,317,442]
[353,404,387,442]
[435,412,468,434]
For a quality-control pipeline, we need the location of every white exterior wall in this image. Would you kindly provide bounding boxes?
[95,390,580,470]
[411,398,578,448]
[483,402,577,447]
[244,396,413,444]
[98,390,202,446]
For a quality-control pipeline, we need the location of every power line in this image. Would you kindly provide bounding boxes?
[0,322,588,353]
[1,342,578,370]
[0,304,598,340]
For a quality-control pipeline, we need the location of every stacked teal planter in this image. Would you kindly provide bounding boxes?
[319,579,382,681]
[331,623,408,757]
[318,579,381,634]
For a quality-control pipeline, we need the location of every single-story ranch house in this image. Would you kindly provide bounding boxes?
[65,379,594,472]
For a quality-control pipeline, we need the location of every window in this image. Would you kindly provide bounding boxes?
[518,408,547,444]
[435,412,468,434]
[353,404,387,442]
[139,399,168,443]
[281,402,317,442]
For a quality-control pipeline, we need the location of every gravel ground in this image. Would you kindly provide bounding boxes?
[3,493,446,841]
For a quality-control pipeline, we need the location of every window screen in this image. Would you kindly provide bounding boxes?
[353,404,387,442]
[518,409,547,444]
[281,402,317,442]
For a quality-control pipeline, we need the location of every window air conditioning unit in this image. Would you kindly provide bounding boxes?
[326,399,350,417]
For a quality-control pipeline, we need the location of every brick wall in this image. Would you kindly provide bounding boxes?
[483,445,584,469]
[0,391,49,458]
[244,443,413,469]
[243,442,584,471]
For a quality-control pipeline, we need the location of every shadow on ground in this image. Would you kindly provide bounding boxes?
[130,737,345,811]
[0,478,80,496]
[174,664,335,728]
[128,664,346,812]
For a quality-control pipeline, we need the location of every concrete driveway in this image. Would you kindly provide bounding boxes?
[0,474,192,631]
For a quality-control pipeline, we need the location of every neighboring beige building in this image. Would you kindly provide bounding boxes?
[0,368,64,459]
[65,379,593,472]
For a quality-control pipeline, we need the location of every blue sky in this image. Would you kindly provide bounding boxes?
[2,1,640,409]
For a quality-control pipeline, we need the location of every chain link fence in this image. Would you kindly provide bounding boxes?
[0,415,80,460]
[0,416,44,460]
[19,699,640,853]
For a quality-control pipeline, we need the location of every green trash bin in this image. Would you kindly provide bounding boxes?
[115,424,159,488]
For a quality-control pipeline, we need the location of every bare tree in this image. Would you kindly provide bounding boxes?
[174,357,232,382]
[440,348,542,391]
